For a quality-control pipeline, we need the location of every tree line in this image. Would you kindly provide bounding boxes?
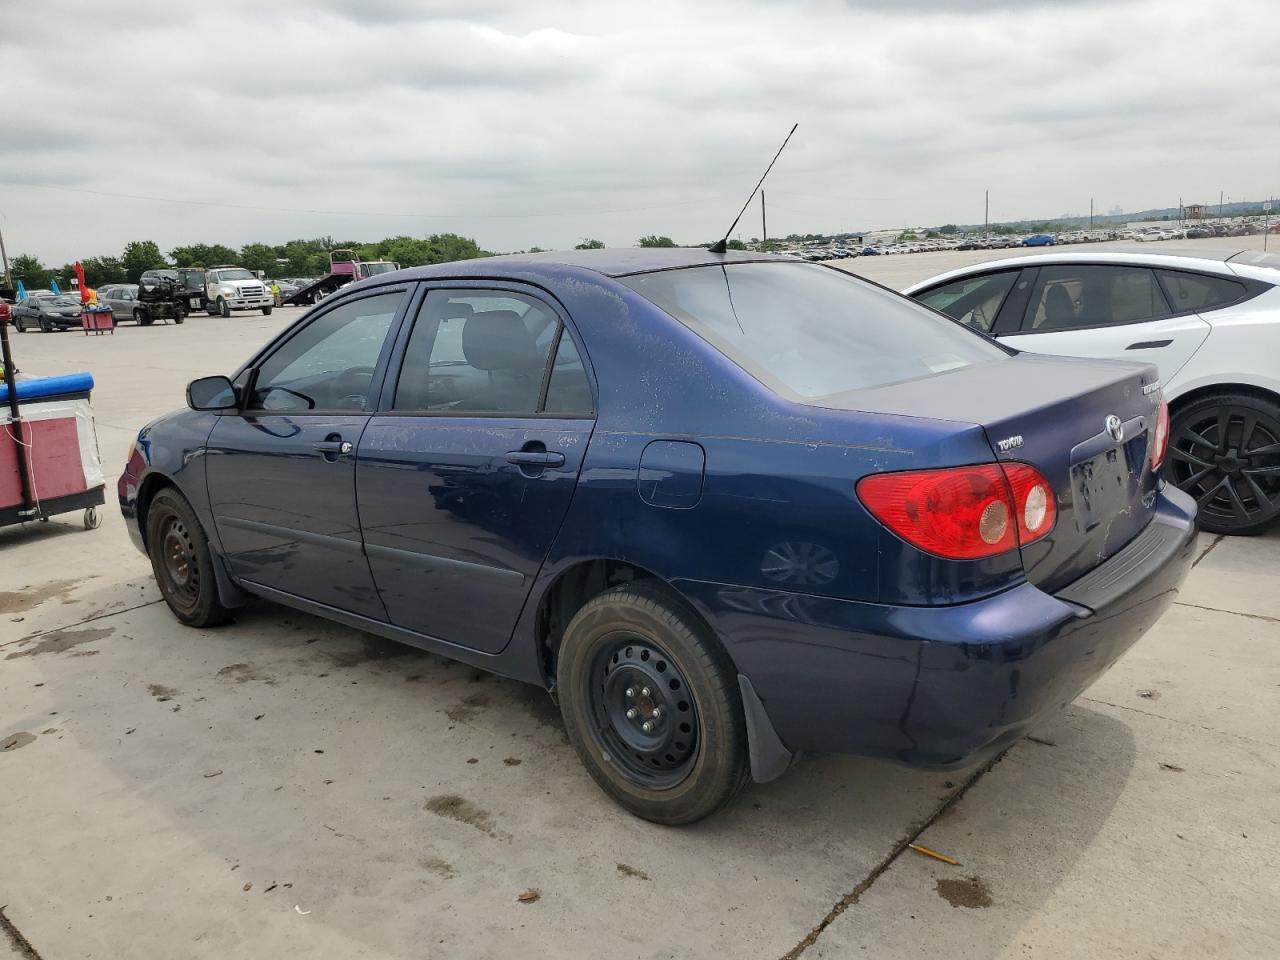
[4,233,735,293]
[5,233,493,290]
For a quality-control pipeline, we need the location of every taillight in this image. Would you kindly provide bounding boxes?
[1151,395,1170,470]
[857,463,1056,561]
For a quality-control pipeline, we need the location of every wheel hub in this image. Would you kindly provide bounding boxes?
[587,637,698,788]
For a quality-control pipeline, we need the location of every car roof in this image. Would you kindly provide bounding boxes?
[903,248,1280,292]
[386,248,788,282]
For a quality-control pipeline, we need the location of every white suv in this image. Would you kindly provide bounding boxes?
[905,249,1280,535]
[205,266,274,318]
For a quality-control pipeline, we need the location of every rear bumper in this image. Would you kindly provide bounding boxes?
[677,485,1197,767]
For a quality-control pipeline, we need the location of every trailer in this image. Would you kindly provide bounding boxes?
[282,250,399,306]
[0,303,105,531]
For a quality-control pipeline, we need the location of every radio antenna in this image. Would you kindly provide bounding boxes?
[708,123,798,253]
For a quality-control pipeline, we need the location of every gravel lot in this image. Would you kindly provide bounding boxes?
[2,240,1277,959]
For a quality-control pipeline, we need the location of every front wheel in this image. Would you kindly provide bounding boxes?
[261,306,273,316]
[14,317,25,332]
[556,583,749,825]
[217,297,231,318]
[145,488,233,627]
[1168,392,1280,535]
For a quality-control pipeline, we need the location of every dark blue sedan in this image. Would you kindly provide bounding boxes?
[119,249,1196,824]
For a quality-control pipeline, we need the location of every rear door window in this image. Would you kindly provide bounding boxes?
[393,290,591,415]
[915,271,1018,331]
[1156,270,1246,313]
[1023,265,1171,332]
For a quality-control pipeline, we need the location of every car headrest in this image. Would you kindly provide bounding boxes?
[1044,285,1075,326]
[439,300,474,320]
[462,311,542,371]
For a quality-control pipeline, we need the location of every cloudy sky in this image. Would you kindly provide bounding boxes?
[2,0,1277,263]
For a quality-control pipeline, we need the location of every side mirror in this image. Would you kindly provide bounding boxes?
[187,375,237,411]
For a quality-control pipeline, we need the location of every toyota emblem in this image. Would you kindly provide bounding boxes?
[1105,415,1124,443]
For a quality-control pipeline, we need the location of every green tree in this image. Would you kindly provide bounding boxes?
[757,239,782,252]
[10,254,52,290]
[575,238,605,250]
[171,243,238,268]
[637,235,676,248]
[121,240,166,282]
[726,239,747,250]
[527,246,547,254]
[81,256,127,287]
[938,224,958,235]
[240,243,279,277]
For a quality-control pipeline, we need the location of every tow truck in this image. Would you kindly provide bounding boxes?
[282,250,400,306]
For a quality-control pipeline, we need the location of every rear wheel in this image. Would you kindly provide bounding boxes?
[145,488,233,627]
[174,306,186,324]
[1168,392,1280,535]
[556,583,749,825]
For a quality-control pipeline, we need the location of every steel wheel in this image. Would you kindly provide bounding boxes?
[1169,398,1280,534]
[585,634,699,790]
[158,513,202,613]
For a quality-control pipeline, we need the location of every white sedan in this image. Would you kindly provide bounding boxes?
[904,249,1280,535]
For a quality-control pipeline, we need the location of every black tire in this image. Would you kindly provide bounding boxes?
[206,304,218,316]
[40,317,53,333]
[174,306,186,324]
[217,297,231,318]
[145,488,233,627]
[262,306,273,316]
[1168,392,1280,536]
[556,582,749,825]
[14,317,25,332]
[135,308,156,327]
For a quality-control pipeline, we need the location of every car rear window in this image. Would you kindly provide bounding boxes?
[621,262,1006,398]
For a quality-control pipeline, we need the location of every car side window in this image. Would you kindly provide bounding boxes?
[915,271,1018,332]
[393,290,583,415]
[542,331,592,414]
[1156,270,1246,313]
[248,291,403,412]
[1024,265,1170,332]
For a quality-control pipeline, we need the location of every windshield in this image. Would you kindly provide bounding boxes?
[621,262,1007,398]
[219,269,254,281]
[41,295,80,307]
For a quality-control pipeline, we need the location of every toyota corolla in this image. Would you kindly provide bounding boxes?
[119,249,1197,824]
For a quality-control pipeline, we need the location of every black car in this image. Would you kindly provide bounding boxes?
[12,294,82,332]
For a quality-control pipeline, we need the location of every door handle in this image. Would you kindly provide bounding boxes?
[506,450,565,467]
[313,439,353,455]
[1125,339,1173,350]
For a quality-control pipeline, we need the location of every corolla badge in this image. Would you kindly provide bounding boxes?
[1105,415,1124,443]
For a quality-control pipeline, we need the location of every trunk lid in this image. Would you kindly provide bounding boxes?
[813,353,1163,593]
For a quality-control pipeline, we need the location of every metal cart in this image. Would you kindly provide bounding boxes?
[0,302,105,530]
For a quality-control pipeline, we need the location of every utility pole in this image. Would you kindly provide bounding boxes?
[984,189,989,237]
[0,223,12,290]
[1220,190,1224,219]
[1089,197,1093,231]
[761,190,767,250]
[1266,196,1273,252]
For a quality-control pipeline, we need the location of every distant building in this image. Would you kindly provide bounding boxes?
[1185,203,1206,219]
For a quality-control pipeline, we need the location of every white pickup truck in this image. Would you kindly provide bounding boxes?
[204,266,274,317]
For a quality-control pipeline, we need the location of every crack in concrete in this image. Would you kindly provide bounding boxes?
[780,752,1008,960]
[1173,601,1280,624]
[1191,534,1225,568]
[1080,695,1279,748]
[0,599,163,651]
[0,905,44,960]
